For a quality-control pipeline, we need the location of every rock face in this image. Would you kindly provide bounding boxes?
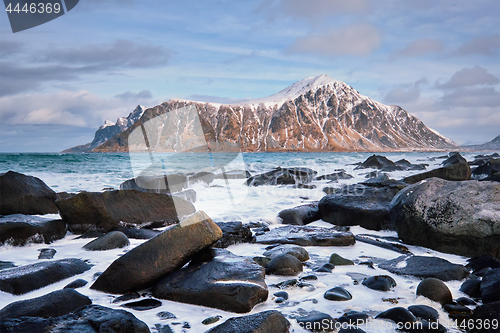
[90,75,455,153]
[91,211,223,294]
[389,178,500,259]
[56,189,195,233]
[153,249,268,313]
[0,217,67,246]
[0,258,92,295]
[403,162,471,184]
[255,225,355,246]
[207,310,290,333]
[0,171,58,215]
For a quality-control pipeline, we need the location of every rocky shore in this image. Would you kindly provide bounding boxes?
[0,152,499,332]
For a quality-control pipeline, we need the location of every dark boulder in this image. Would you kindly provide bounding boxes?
[263,244,309,262]
[390,178,500,259]
[442,153,467,167]
[407,305,439,322]
[324,286,352,301]
[119,173,188,193]
[378,255,469,281]
[278,202,320,225]
[56,189,195,233]
[472,158,500,179]
[315,170,353,181]
[375,307,416,324]
[403,162,471,184]
[460,277,482,299]
[0,258,91,295]
[361,275,396,291]
[82,231,130,251]
[469,301,500,333]
[0,171,58,215]
[296,312,336,332]
[354,155,397,170]
[480,268,500,303]
[207,310,290,333]
[246,167,317,186]
[0,288,91,320]
[265,254,303,276]
[467,255,500,272]
[329,253,354,266]
[91,211,222,294]
[38,248,56,259]
[0,216,67,246]
[416,278,453,305]
[213,221,253,248]
[337,311,369,325]
[64,279,88,289]
[255,225,355,247]
[121,299,162,311]
[153,249,268,313]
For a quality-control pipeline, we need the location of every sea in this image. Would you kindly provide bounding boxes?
[0,151,489,332]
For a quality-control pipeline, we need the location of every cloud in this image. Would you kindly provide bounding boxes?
[383,78,428,104]
[288,23,380,57]
[454,33,500,56]
[0,41,23,57]
[436,66,499,89]
[115,90,153,102]
[394,38,444,58]
[437,87,500,108]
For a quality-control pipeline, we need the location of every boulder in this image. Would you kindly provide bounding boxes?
[0,304,149,333]
[407,305,439,322]
[255,225,355,247]
[56,189,195,233]
[442,153,467,167]
[0,289,91,320]
[0,215,67,246]
[403,162,471,184]
[0,171,58,215]
[265,254,303,276]
[119,173,188,193]
[469,301,500,333]
[472,158,500,179]
[38,248,56,259]
[64,279,88,289]
[91,211,222,294]
[296,312,336,332]
[375,307,416,324]
[362,275,396,291]
[153,249,267,313]
[480,268,500,303]
[121,299,162,311]
[354,155,397,170]
[214,170,251,179]
[460,278,482,298]
[0,258,92,295]
[188,171,214,185]
[278,202,320,225]
[246,167,317,186]
[390,178,500,259]
[82,231,130,251]
[318,184,401,230]
[315,170,353,181]
[263,245,310,262]
[329,253,354,266]
[416,278,453,305]
[213,222,253,248]
[379,255,469,281]
[207,310,290,333]
[324,287,352,301]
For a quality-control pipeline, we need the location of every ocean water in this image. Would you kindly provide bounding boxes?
[0,151,488,332]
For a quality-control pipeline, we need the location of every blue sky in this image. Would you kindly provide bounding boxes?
[0,0,499,152]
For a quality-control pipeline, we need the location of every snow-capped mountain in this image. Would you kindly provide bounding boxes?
[462,135,500,151]
[67,75,456,153]
[63,105,146,153]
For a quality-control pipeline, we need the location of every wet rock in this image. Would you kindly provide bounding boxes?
[255,225,355,246]
[324,286,352,301]
[460,277,482,298]
[214,170,251,179]
[442,153,467,167]
[467,255,500,272]
[390,178,500,259]
[481,172,500,182]
[379,255,469,281]
[395,159,427,170]
[480,268,500,303]
[263,244,310,262]
[153,249,267,313]
[246,167,317,186]
[362,275,396,291]
[416,278,453,305]
[91,211,222,294]
[456,297,476,306]
[354,155,397,170]
[375,307,416,324]
[318,184,401,231]
[0,261,15,270]
[83,231,130,251]
[407,305,439,322]
[296,312,336,332]
[315,170,354,181]
[329,253,354,266]
[56,189,195,233]
[337,310,369,325]
[213,221,253,248]
[271,279,297,289]
[114,226,160,239]
[278,202,320,225]
[64,279,88,289]
[469,301,500,333]
[403,161,471,184]
[121,299,162,311]
[157,311,177,320]
[0,258,91,295]
[207,310,290,333]
[354,235,411,254]
[266,254,303,276]
[274,291,289,300]
[0,304,149,333]
[203,316,222,325]
[0,288,91,320]
[443,303,471,315]
[188,171,214,185]
[314,263,334,273]
[112,292,141,303]
[0,171,58,215]
[154,324,173,333]
[38,248,56,259]
[471,158,500,179]
[0,216,67,246]
[119,174,188,193]
[253,256,271,268]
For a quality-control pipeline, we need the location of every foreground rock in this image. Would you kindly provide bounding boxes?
[82,231,130,251]
[0,258,91,295]
[0,171,58,215]
[0,304,149,333]
[255,225,355,246]
[263,245,310,262]
[403,159,471,184]
[246,167,317,186]
[91,211,222,294]
[390,178,500,259]
[481,268,500,303]
[0,215,67,246]
[472,158,500,179]
[119,174,188,193]
[265,254,303,276]
[379,255,469,281]
[278,202,320,225]
[153,249,268,313]
[56,189,195,233]
[0,289,91,320]
[318,184,401,231]
[416,278,453,305]
[207,310,290,333]
[213,222,253,248]
[469,301,500,333]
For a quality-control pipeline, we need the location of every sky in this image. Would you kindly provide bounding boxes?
[0,0,499,152]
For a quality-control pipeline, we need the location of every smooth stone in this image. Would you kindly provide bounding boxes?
[263,244,309,262]
[38,248,56,259]
[300,275,318,281]
[480,268,500,303]
[83,231,130,251]
[467,255,500,272]
[443,303,471,315]
[375,307,416,324]
[273,291,289,300]
[64,279,88,289]
[456,297,476,306]
[207,310,290,333]
[114,226,160,240]
[203,316,222,325]
[253,256,271,268]
[265,254,303,276]
[459,277,482,298]
[329,253,354,266]
[270,279,297,289]
[278,202,320,225]
[0,217,67,246]
[112,292,141,303]
[324,287,352,301]
[255,225,355,246]
[362,275,396,291]
[337,311,369,325]
[0,258,91,295]
[121,299,162,311]
[296,312,337,332]
[157,311,177,320]
[0,289,91,320]
[314,263,335,273]
[416,278,453,305]
[91,211,222,294]
[213,221,253,248]
[407,305,439,321]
